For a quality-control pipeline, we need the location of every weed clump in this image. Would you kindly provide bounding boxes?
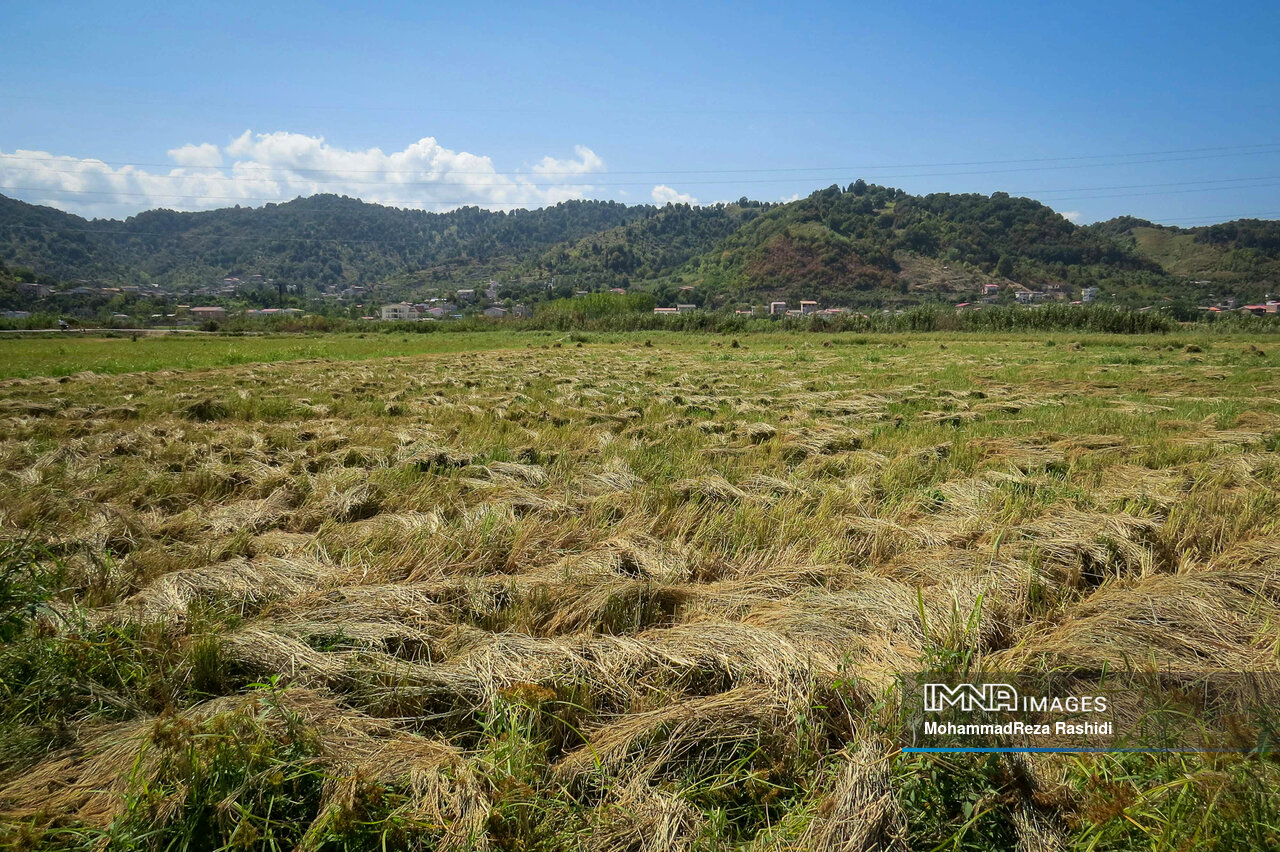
[184,397,229,421]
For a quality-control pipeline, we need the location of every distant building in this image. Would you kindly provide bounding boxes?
[610,287,628,294]
[799,300,818,315]
[246,308,305,318]
[769,301,787,316]
[381,303,420,321]
[676,304,698,313]
[17,283,53,298]
[456,289,477,302]
[654,307,679,314]
[981,283,1000,297]
[1081,286,1100,303]
[483,306,508,318]
[190,306,227,321]
[1014,290,1045,305]
[1,310,31,319]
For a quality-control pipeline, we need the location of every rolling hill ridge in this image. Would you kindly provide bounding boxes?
[2,185,1278,309]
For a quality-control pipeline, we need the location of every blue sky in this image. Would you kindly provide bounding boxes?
[1,1,1277,223]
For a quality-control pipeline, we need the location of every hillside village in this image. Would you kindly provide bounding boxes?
[3,187,1279,327]
[366,277,1276,324]
[6,269,1278,327]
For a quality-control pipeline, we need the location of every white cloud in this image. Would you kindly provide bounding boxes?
[532,144,603,177]
[1060,210,1082,223]
[168,143,222,167]
[0,132,607,218]
[651,184,697,205]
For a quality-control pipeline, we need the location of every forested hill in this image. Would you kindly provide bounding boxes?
[0,194,655,288]
[1,186,1277,308]
[666,184,1174,308]
[516,201,767,292]
[1085,216,1280,299]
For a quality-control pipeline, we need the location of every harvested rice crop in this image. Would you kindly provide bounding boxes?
[1,330,1279,850]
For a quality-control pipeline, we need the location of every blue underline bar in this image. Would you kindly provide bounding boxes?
[903,747,1256,753]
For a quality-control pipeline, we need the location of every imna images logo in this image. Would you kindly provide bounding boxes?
[923,683,1018,712]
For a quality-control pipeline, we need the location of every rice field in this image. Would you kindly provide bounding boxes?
[2,331,1279,850]
[0,331,535,380]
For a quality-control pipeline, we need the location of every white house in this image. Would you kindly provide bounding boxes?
[381,303,420,321]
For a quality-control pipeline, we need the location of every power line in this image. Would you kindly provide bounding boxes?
[5,158,1280,192]
[1152,210,1280,224]
[8,174,1280,207]
[1,141,1277,178]
[1021,182,1280,204]
[1017,175,1280,194]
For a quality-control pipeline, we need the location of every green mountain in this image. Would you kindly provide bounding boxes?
[666,183,1176,309]
[2,186,1277,310]
[0,193,652,290]
[1085,217,1280,302]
